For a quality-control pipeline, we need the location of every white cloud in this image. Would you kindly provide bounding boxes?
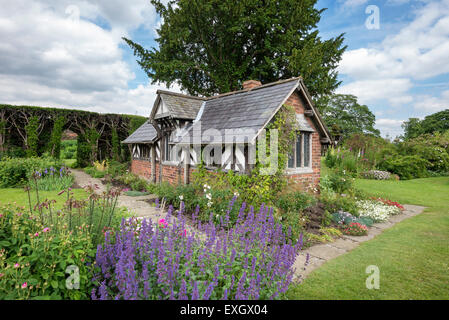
[338,0,449,104]
[375,118,406,138]
[413,90,449,113]
[342,0,369,7]
[0,0,178,116]
[336,78,413,106]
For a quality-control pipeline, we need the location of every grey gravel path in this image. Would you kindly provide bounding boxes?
[71,169,164,222]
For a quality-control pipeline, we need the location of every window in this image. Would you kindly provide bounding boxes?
[164,136,171,161]
[132,144,151,160]
[163,132,180,163]
[288,132,312,169]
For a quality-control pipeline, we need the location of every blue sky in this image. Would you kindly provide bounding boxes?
[1,0,448,138]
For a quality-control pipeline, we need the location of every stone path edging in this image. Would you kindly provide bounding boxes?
[292,204,426,282]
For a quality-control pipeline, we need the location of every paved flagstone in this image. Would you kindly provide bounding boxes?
[292,204,426,281]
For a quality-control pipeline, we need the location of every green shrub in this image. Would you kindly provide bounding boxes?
[32,167,73,191]
[0,203,93,300]
[378,155,429,180]
[84,167,106,178]
[60,140,77,160]
[326,169,354,194]
[116,172,149,191]
[275,191,316,213]
[0,185,129,300]
[105,160,128,178]
[0,157,64,188]
[321,194,359,216]
[123,190,150,197]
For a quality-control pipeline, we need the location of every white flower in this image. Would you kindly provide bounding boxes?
[356,200,401,222]
[207,201,213,207]
[206,193,212,200]
[179,195,184,201]
[233,191,239,197]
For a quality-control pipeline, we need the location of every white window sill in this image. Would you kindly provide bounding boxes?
[285,167,313,175]
[162,161,181,166]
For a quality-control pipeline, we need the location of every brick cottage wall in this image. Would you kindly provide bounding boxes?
[130,159,195,185]
[284,91,322,190]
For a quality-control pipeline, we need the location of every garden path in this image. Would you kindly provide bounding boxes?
[292,204,426,282]
[71,169,164,223]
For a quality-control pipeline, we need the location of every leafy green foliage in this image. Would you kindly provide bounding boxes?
[84,166,106,178]
[124,0,346,97]
[76,133,91,168]
[0,204,93,300]
[378,155,430,180]
[275,191,316,213]
[25,116,40,158]
[0,157,64,188]
[111,128,120,162]
[60,140,77,160]
[315,94,380,142]
[32,167,73,191]
[402,109,449,139]
[47,117,65,159]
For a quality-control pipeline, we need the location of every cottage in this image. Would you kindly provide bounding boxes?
[123,77,331,188]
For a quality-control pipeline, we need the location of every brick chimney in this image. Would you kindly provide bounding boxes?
[242,79,262,90]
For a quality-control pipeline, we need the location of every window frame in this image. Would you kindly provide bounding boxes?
[286,131,313,174]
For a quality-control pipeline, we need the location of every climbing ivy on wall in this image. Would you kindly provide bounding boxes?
[192,104,297,206]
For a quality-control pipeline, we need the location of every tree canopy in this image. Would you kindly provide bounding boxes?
[402,109,449,140]
[316,94,380,142]
[124,0,346,97]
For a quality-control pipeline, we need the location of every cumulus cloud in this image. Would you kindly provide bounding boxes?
[341,0,369,7]
[336,78,413,106]
[413,90,449,113]
[338,0,449,104]
[0,0,178,116]
[375,118,406,138]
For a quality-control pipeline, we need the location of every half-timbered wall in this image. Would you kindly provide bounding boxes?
[130,89,323,189]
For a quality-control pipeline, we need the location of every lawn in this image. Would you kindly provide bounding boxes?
[63,158,77,168]
[0,187,89,210]
[287,176,449,299]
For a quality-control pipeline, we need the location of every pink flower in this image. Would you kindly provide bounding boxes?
[0,273,4,278]
[14,263,19,268]
[42,227,50,233]
[34,232,39,237]
[158,219,168,228]
[21,282,27,289]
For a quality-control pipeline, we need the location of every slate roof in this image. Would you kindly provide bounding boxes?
[123,77,331,145]
[122,121,157,144]
[176,78,300,144]
[296,113,315,132]
[157,92,204,120]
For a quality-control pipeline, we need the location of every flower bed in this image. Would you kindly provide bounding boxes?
[343,222,368,236]
[360,170,391,180]
[356,200,402,222]
[91,201,303,300]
